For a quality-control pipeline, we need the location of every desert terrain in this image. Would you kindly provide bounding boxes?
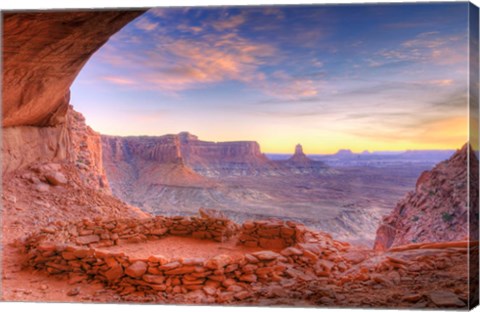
[102,132,442,245]
[1,9,478,310]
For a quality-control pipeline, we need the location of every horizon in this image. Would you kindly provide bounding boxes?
[98,129,460,155]
[72,3,469,154]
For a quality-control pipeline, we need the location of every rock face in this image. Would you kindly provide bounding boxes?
[3,107,110,192]
[102,133,276,180]
[68,107,110,191]
[374,144,478,250]
[101,134,208,204]
[2,10,144,128]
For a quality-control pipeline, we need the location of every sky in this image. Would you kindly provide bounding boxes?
[71,3,470,154]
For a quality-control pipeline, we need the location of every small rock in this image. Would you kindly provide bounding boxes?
[67,288,80,296]
[142,274,165,284]
[234,290,252,300]
[428,290,466,307]
[125,261,147,278]
[205,254,232,270]
[252,250,281,261]
[104,264,124,281]
[280,247,303,257]
[239,274,257,283]
[403,293,422,303]
[34,183,50,192]
[45,171,68,186]
[39,284,49,291]
[203,286,217,296]
[75,235,100,245]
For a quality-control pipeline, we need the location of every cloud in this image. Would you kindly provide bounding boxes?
[134,17,159,32]
[211,14,246,31]
[373,31,467,67]
[95,22,327,99]
[101,76,136,86]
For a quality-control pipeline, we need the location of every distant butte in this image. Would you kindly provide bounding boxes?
[288,144,314,163]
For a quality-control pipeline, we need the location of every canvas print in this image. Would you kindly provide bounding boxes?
[1,1,479,309]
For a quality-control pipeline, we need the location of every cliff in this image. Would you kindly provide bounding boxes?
[373,144,477,250]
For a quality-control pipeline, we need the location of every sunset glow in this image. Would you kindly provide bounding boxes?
[71,3,469,154]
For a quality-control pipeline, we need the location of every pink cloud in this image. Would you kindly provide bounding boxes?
[211,14,246,31]
[102,76,136,86]
[135,17,159,32]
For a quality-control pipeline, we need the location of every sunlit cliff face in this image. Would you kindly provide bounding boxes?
[72,3,469,154]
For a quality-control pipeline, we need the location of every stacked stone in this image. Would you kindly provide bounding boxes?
[237,220,306,249]
[34,214,239,249]
[23,215,355,303]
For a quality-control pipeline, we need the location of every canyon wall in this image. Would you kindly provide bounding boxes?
[102,133,328,179]
[374,144,478,250]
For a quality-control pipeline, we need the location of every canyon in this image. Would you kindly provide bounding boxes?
[1,9,478,309]
[101,131,434,245]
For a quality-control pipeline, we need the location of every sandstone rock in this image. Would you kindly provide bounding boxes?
[165,266,196,275]
[428,290,466,307]
[148,255,168,264]
[403,293,423,303]
[68,274,87,284]
[76,235,100,245]
[343,251,367,264]
[67,288,80,296]
[203,286,217,296]
[259,238,285,249]
[62,251,77,260]
[222,278,237,288]
[142,274,165,284]
[150,228,168,236]
[181,258,205,266]
[234,290,252,300]
[125,261,147,278]
[205,255,231,270]
[252,251,281,261]
[239,274,257,283]
[72,249,93,258]
[34,183,50,193]
[3,11,145,128]
[159,261,181,270]
[45,171,67,186]
[280,247,303,257]
[374,144,477,249]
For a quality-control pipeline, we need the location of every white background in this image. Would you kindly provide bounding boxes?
[1,0,479,312]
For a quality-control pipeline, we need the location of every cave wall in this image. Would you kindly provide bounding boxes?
[2,10,145,128]
[2,10,145,176]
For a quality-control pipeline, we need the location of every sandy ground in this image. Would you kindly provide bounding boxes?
[97,236,266,260]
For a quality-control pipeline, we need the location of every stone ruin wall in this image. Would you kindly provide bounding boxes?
[23,214,350,302]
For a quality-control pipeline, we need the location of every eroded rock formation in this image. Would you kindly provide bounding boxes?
[374,144,478,250]
[2,10,144,128]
